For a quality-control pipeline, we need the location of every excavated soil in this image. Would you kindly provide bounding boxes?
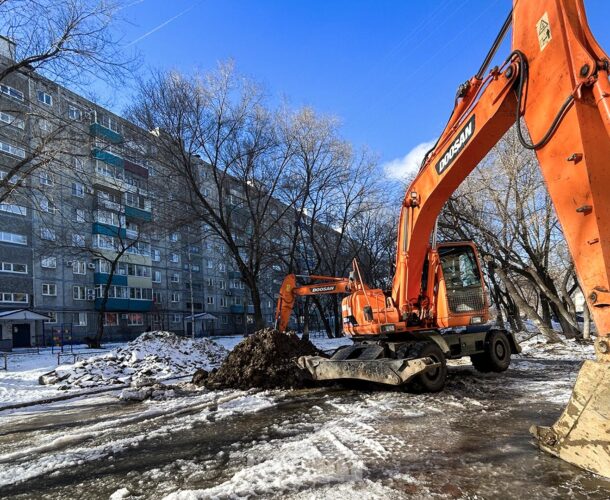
[202,328,325,390]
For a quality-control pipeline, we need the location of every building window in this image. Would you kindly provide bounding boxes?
[130,287,153,300]
[0,292,28,303]
[74,209,86,223]
[39,171,54,186]
[222,315,229,324]
[0,111,24,129]
[192,264,200,272]
[218,263,226,273]
[171,273,180,283]
[37,91,53,106]
[170,313,181,324]
[42,283,57,296]
[220,297,227,307]
[207,260,214,269]
[72,182,85,197]
[152,270,161,283]
[128,313,144,326]
[169,232,179,242]
[218,279,226,290]
[72,234,85,247]
[104,313,119,326]
[153,291,162,303]
[169,253,180,263]
[152,249,161,262]
[68,105,82,121]
[45,311,57,323]
[72,261,86,275]
[39,196,55,213]
[41,257,56,268]
[98,113,121,133]
[0,262,27,274]
[73,312,87,326]
[0,140,26,159]
[0,231,27,245]
[206,296,214,305]
[171,292,181,302]
[0,83,24,101]
[206,278,214,286]
[0,203,27,215]
[73,286,86,300]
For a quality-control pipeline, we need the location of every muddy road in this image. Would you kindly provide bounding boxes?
[1,353,610,499]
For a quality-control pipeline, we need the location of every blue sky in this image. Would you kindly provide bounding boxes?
[115,0,610,177]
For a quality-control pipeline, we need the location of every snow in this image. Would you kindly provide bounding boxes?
[0,330,608,499]
[39,331,228,390]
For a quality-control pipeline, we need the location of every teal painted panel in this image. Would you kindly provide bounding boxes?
[128,300,153,312]
[94,298,129,311]
[94,273,128,286]
[229,304,254,314]
[92,148,124,168]
[92,222,126,239]
[90,123,123,144]
[125,205,152,221]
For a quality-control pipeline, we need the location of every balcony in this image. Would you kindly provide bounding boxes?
[125,205,152,222]
[124,158,149,178]
[92,147,124,168]
[96,196,124,212]
[92,222,127,239]
[230,304,255,314]
[93,273,128,286]
[228,271,242,280]
[90,123,123,144]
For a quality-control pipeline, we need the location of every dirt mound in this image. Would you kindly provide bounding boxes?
[203,328,324,390]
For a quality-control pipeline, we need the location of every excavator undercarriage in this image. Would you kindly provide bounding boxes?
[298,329,520,388]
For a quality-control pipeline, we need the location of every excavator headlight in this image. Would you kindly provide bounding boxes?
[381,324,396,333]
[470,316,483,325]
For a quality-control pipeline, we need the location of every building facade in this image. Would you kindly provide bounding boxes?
[0,39,278,347]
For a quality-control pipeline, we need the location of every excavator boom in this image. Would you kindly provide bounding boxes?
[275,0,610,478]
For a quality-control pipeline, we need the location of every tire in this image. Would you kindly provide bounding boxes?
[470,330,511,373]
[409,342,447,393]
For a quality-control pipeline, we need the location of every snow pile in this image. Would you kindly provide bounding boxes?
[39,332,228,390]
[203,328,324,390]
[515,332,595,361]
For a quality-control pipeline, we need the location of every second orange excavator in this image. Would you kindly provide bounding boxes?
[275,0,610,479]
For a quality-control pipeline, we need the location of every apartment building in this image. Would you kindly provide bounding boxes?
[0,38,277,347]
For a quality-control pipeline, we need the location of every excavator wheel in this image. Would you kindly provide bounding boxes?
[408,342,447,393]
[470,330,511,373]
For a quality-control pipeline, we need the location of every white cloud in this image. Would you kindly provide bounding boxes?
[382,139,437,179]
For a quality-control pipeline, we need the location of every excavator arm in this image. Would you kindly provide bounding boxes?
[395,0,610,478]
[274,273,353,333]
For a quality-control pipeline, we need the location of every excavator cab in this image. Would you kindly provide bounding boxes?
[435,242,489,329]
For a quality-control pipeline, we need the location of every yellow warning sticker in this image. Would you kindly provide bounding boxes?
[537,12,552,51]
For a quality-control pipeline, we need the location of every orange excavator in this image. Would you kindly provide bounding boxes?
[275,0,610,478]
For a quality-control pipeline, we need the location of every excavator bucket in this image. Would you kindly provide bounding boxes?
[530,359,610,477]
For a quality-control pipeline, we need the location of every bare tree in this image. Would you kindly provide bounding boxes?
[0,0,134,86]
[0,0,136,203]
[128,64,300,330]
[440,127,583,341]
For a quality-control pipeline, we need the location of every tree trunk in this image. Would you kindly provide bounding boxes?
[494,266,562,343]
[582,301,591,340]
[312,296,333,338]
[302,296,310,341]
[248,283,265,331]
